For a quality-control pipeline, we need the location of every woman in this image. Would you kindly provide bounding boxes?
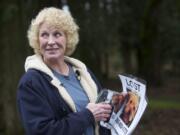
[17,7,112,135]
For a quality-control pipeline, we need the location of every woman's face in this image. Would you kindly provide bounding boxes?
[38,22,67,63]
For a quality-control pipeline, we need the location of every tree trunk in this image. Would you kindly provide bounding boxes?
[138,0,162,85]
[120,41,134,73]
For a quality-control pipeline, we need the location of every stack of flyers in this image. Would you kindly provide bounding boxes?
[96,74,148,135]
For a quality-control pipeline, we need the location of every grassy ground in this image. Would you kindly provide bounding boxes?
[132,95,180,135]
[134,109,180,135]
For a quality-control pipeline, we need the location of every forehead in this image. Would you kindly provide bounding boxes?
[39,22,62,32]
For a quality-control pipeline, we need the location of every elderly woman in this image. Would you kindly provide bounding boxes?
[17,7,112,135]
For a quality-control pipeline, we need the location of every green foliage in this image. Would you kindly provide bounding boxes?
[149,99,180,109]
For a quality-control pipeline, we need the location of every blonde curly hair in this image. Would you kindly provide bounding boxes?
[27,7,79,56]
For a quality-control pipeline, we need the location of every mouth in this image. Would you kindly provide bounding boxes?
[45,48,59,51]
[121,110,131,124]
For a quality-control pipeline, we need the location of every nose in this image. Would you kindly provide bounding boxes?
[48,35,55,45]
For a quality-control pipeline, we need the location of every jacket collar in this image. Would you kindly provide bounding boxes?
[24,54,98,112]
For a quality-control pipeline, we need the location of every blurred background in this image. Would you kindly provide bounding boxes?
[0,0,180,134]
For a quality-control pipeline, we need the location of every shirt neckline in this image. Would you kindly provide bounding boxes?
[52,63,74,80]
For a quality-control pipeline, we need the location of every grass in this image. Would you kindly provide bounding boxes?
[148,99,180,109]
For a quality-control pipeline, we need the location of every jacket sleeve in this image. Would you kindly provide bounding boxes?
[17,78,95,135]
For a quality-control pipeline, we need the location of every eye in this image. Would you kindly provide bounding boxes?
[54,31,62,37]
[40,32,49,38]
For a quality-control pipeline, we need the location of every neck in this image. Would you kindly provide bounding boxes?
[44,58,69,76]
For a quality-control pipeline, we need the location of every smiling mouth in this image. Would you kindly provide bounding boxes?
[46,48,59,51]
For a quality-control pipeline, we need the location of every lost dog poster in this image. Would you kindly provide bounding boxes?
[96,74,148,135]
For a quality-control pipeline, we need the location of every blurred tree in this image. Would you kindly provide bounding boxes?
[137,0,163,85]
[159,0,180,76]
[137,0,180,84]
[69,0,120,80]
[0,0,24,134]
[0,0,63,134]
[117,0,166,85]
[117,0,146,74]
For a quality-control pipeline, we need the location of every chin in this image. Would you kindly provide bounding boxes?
[45,53,64,62]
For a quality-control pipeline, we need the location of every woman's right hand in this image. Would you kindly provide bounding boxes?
[86,103,112,122]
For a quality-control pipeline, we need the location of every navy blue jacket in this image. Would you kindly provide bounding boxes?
[17,69,111,135]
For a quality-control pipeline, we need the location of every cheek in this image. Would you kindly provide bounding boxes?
[39,37,44,44]
[39,38,46,49]
[61,36,67,46]
[62,41,67,49]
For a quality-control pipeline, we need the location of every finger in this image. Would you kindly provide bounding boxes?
[102,109,112,114]
[93,108,105,115]
[95,113,110,121]
[98,103,112,109]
